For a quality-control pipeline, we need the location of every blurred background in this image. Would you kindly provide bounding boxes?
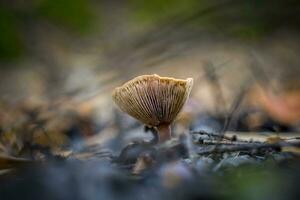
[0,0,300,156]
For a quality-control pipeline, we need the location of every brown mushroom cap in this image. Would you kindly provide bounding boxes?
[112,74,193,127]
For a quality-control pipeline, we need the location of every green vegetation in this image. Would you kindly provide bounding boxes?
[0,6,23,60]
[37,0,95,32]
[0,0,299,61]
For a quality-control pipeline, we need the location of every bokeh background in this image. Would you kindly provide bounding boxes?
[1,1,300,200]
[0,0,300,154]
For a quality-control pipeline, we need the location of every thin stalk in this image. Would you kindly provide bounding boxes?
[157,123,171,143]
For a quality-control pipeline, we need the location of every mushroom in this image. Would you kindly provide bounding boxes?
[112,74,193,143]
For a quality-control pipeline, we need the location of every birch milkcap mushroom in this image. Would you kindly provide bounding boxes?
[112,74,193,143]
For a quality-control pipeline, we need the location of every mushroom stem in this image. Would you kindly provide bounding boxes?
[157,123,172,143]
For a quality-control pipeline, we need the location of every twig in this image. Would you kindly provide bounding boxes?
[201,140,259,146]
[285,137,300,141]
[197,140,300,155]
[190,130,257,143]
[221,78,253,134]
[202,61,227,115]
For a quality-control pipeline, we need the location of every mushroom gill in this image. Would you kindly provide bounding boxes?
[112,74,193,142]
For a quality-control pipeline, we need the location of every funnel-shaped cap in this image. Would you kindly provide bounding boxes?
[112,74,193,127]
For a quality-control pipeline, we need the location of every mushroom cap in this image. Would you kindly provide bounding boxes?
[112,74,193,126]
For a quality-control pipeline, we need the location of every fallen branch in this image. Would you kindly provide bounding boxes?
[197,140,300,155]
[200,140,260,146]
[190,130,260,143]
